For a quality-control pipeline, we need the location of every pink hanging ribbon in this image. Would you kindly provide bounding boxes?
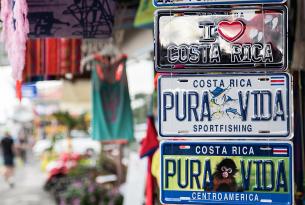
[1,0,29,101]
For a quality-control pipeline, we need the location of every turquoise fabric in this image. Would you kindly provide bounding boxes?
[91,65,134,141]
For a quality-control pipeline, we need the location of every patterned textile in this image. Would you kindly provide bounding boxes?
[24,38,81,81]
[27,0,116,38]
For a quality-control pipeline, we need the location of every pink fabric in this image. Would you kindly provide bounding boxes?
[1,0,29,81]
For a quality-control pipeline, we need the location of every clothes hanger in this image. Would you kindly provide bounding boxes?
[80,38,123,73]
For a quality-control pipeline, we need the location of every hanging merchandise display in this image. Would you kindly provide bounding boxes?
[154,0,286,7]
[0,0,29,100]
[154,0,294,203]
[134,0,156,28]
[81,39,110,73]
[160,141,294,205]
[154,6,288,72]
[139,116,159,158]
[27,0,116,38]
[91,55,134,141]
[139,116,159,205]
[158,73,292,139]
[24,38,82,81]
[1,0,29,81]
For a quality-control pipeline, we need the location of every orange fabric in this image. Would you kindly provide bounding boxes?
[16,80,22,102]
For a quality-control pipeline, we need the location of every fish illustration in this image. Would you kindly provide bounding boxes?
[209,87,240,120]
[225,107,241,119]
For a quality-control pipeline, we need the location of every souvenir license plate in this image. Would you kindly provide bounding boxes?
[154,0,286,7]
[154,6,287,72]
[160,141,294,205]
[158,73,292,138]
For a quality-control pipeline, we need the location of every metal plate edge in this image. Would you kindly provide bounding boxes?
[157,73,293,139]
[159,140,294,205]
[154,5,288,72]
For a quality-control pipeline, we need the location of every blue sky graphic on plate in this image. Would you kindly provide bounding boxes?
[210,87,241,120]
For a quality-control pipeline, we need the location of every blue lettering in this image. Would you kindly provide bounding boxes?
[273,90,285,121]
[260,90,272,121]
[202,159,213,190]
[163,92,174,121]
[239,91,249,121]
[178,159,188,188]
[175,92,187,121]
[262,160,274,191]
[241,160,252,191]
[253,160,263,191]
[190,159,201,189]
[188,91,199,121]
[165,159,176,189]
[193,80,198,88]
[251,91,260,121]
[200,91,211,121]
[276,160,288,192]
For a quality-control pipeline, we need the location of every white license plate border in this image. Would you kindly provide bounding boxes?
[160,140,294,205]
[158,73,293,139]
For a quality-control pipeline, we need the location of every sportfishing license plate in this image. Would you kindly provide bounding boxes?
[154,0,286,7]
[160,141,294,205]
[158,73,292,138]
[154,6,287,72]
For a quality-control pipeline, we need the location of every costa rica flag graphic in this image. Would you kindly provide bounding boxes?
[273,147,288,155]
[270,76,285,86]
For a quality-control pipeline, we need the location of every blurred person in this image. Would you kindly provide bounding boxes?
[1,131,15,188]
[17,130,28,164]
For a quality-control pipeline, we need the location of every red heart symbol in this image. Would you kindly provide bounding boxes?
[218,21,245,42]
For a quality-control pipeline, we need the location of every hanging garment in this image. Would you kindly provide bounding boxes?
[45,38,58,76]
[139,116,159,205]
[81,39,110,73]
[1,0,29,81]
[139,116,159,158]
[151,148,160,187]
[24,38,82,81]
[1,0,30,100]
[91,56,134,141]
[133,0,155,28]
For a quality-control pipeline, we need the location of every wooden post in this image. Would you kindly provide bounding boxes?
[101,139,128,186]
[116,143,124,185]
[291,0,305,70]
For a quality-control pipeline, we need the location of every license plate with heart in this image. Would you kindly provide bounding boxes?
[154,6,287,72]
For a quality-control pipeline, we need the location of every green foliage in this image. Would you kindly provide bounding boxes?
[52,111,88,131]
[132,93,150,124]
[59,177,102,205]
